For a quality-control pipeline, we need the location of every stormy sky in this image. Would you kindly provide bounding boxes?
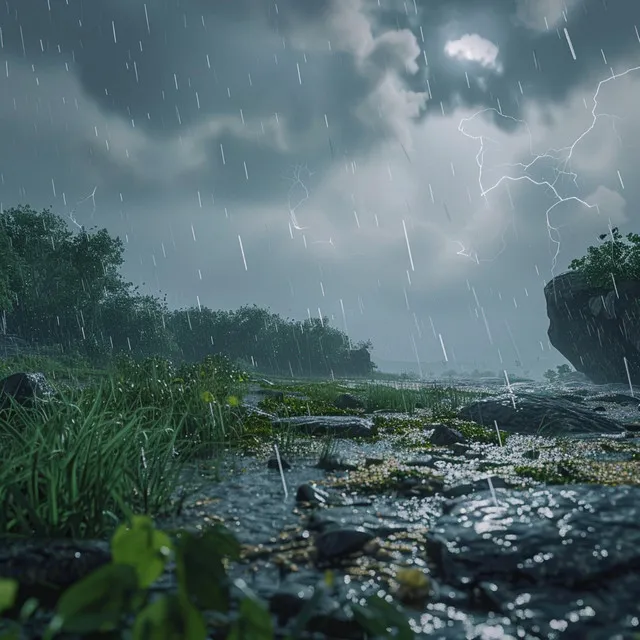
[0,0,638,375]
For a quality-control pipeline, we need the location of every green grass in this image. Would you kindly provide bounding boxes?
[263,379,481,417]
[0,355,573,637]
[0,352,108,388]
[0,355,494,540]
[0,354,248,538]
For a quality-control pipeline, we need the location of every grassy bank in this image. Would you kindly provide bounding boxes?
[0,353,493,638]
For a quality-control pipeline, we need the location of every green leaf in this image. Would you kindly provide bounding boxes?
[0,579,17,615]
[227,596,273,640]
[351,595,415,640]
[53,563,139,634]
[111,515,172,588]
[133,595,206,640]
[175,527,240,612]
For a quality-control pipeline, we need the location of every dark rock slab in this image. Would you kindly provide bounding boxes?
[0,372,55,410]
[429,424,465,446]
[457,392,624,435]
[0,538,110,608]
[272,415,375,438]
[315,527,375,561]
[427,484,640,638]
[333,393,364,410]
[545,270,640,384]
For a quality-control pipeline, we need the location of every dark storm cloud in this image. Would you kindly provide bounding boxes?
[407,0,640,125]
[0,0,422,202]
[2,0,636,206]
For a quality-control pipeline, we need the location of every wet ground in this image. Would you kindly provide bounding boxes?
[154,377,640,639]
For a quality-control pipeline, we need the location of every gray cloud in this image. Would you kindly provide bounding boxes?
[0,0,638,375]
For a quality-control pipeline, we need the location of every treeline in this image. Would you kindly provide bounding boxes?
[0,205,375,377]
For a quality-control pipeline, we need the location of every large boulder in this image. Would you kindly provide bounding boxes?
[544,271,640,384]
[0,372,56,410]
[457,392,625,435]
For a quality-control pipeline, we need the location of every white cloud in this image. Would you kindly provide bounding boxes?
[514,0,583,31]
[444,34,502,73]
[584,185,628,225]
[286,0,428,150]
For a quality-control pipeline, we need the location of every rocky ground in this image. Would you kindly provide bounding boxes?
[155,376,640,639]
[5,375,640,639]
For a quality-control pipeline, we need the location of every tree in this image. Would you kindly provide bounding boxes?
[0,204,377,374]
[0,220,16,313]
[1,205,129,345]
[568,227,640,288]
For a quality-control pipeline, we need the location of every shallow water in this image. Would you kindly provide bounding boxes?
[156,376,640,638]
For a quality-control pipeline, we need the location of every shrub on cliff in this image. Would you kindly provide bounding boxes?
[568,227,640,288]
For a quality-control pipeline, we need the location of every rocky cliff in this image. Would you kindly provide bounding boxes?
[544,271,640,384]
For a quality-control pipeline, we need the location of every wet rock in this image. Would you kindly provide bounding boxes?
[429,424,466,446]
[442,475,512,499]
[334,392,364,410]
[593,393,637,405]
[272,415,375,438]
[427,484,640,637]
[406,456,434,467]
[305,512,338,532]
[0,372,55,410]
[268,582,316,622]
[315,455,358,471]
[593,405,606,412]
[315,527,375,561]
[267,456,291,470]
[544,270,640,384]
[0,538,110,607]
[449,442,470,455]
[458,392,625,435]
[295,483,329,505]
[258,388,285,401]
[241,385,307,413]
[364,457,384,467]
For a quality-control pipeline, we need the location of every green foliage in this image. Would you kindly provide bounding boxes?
[0,354,248,538]
[543,364,574,382]
[568,227,640,288]
[0,204,375,376]
[455,421,509,445]
[0,516,417,639]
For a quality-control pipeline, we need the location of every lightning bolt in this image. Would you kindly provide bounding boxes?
[68,186,98,230]
[285,163,314,233]
[458,64,640,275]
[284,164,336,248]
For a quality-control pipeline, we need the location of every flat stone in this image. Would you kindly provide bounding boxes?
[272,415,375,438]
[427,484,640,637]
[458,392,625,435]
[315,527,375,561]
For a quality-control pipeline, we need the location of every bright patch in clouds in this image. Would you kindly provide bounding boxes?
[444,34,502,72]
[514,0,583,31]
